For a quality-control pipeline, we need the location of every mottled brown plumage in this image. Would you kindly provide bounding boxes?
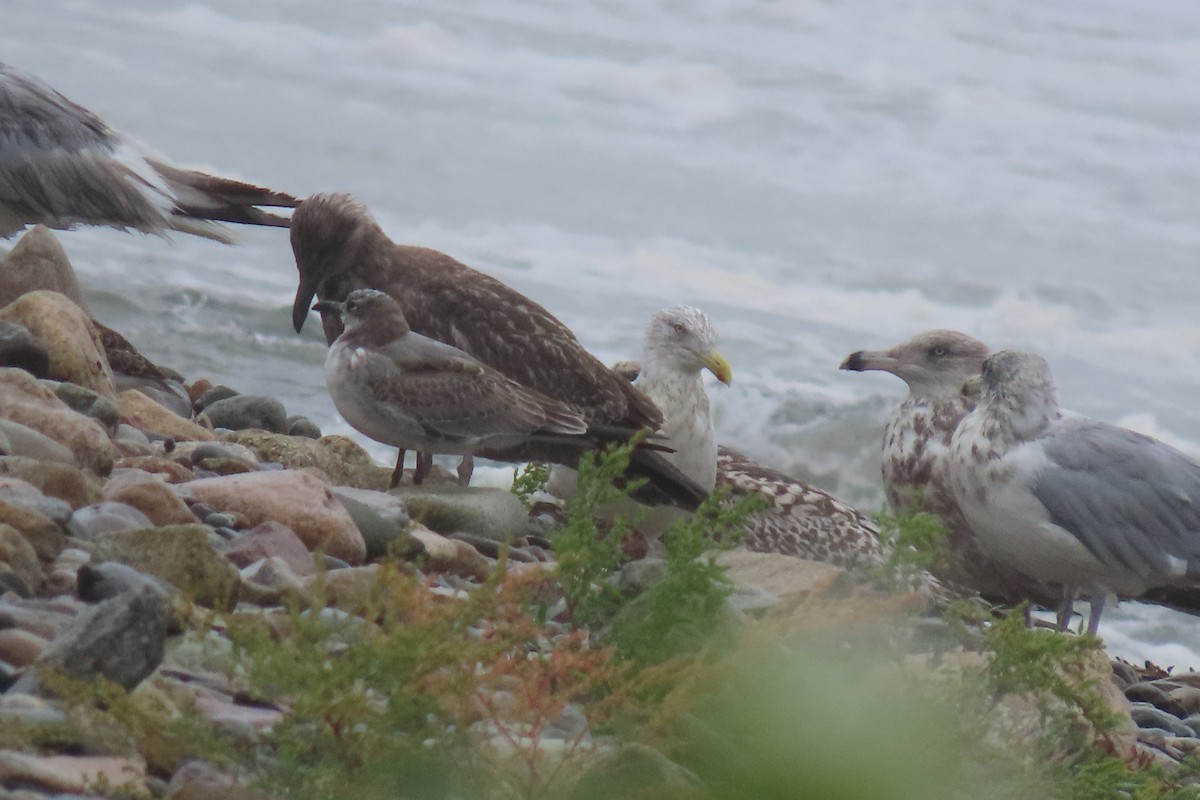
[319,290,707,508]
[717,447,885,569]
[841,330,1059,607]
[0,63,295,242]
[291,193,663,434]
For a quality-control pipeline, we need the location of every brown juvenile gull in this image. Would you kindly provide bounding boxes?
[716,447,885,570]
[0,63,295,242]
[840,330,1058,603]
[317,289,707,508]
[946,350,1200,636]
[291,191,664,484]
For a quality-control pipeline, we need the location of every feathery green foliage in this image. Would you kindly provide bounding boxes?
[511,461,550,509]
[873,507,948,588]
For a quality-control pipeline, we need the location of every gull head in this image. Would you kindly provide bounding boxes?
[313,288,411,343]
[291,192,382,333]
[644,306,732,384]
[840,329,988,398]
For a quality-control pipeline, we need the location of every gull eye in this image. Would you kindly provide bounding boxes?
[346,299,358,313]
[672,322,686,334]
[931,345,948,357]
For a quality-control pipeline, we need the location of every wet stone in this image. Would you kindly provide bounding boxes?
[194,384,239,412]
[1130,703,1195,738]
[0,320,50,377]
[67,502,154,540]
[201,394,287,434]
[286,415,322,439]
[1126,682,1188,718]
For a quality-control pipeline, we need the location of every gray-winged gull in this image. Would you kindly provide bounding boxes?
[841,330,1057,604]
[317,289,707,509]
[945,349,1200,635]
[290,193,667,486]
[0,62,295,242]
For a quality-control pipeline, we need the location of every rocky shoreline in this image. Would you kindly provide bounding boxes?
[0,227,1198,797]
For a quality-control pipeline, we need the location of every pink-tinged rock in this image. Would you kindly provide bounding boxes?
[409,524,490,581]
[184,471,365,565]
[220,521,316,577]
[0,290,115,399]
[0,750,146,795]
[0,369,114,475]
[0,626,48,666]
[119,389,215,442]
[102,470,195,526]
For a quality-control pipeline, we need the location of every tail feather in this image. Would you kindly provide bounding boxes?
[147,158,297,232]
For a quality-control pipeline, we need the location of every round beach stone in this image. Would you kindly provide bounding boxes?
[0,291,115,399]
[393,485,528,540]
[0,524,41,596]
[222,430,390,490]
[89,525,241,608]
[330,485,415,560]
[201,394,288,434]
[0,369,115,475]
[0,627,49,667]
[0,418,75,464]
[219,521,316,577]
[0,225,87,309]
[0,457,102,509]
[285,415,322,439]
[67,502,155,540]
[101,470,195,527]
[47,381,121,433]
[119,389,215,443]
[193,384,239,412]
[0,320,50,377]
[182,470,366,565]
[1130,703,1194,738]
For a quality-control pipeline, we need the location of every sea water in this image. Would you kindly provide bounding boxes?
[7,0,1200,665]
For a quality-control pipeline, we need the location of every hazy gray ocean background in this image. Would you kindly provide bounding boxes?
[6,0,1200,664]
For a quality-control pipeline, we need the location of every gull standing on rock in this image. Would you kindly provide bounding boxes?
[946,350,1200,635]
[290,192,666,486]
[318,289,706,508]
[0,63,295,242]
[840,330,1056,602]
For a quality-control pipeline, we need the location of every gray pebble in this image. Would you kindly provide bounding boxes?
[202,394,288,434]
[321,555,351,571]
[1131,703,1195,738]
[187,442,238,464]
[114,423,151,448]
[0,320,49,376]
[68,502,154,540]
[77,562,170,602]
[212,526,240,541]
[188,501,216,520]
[194,384,240,411]
[286,415,322,439]
[1126,682,1188,717]
[205,512,239,529]
[1111,660,1139,689]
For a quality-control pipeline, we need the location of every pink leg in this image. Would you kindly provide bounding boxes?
[457,454,474,486]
